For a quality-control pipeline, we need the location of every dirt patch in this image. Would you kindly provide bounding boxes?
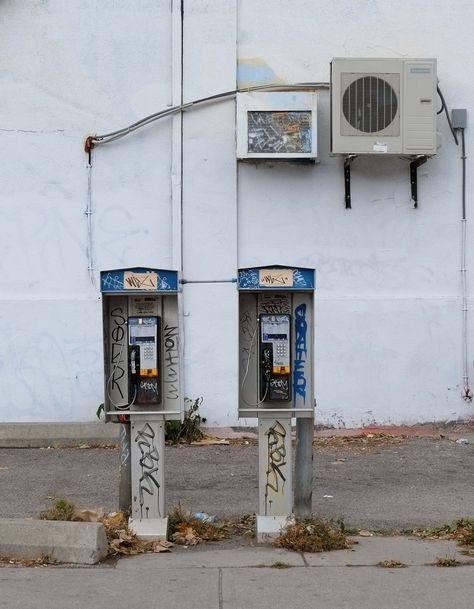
[314,433,409,452]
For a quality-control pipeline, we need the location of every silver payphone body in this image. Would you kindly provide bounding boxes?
[238,265,315,541]
[101,267,183,540]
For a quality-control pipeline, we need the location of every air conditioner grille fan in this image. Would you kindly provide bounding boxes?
[341,74,399,135]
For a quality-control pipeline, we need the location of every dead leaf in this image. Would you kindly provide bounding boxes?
[72,508,105,522]
[172,525,201,545]
[151,540,173,553]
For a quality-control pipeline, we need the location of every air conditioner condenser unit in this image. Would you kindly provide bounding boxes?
[331,57,437,155]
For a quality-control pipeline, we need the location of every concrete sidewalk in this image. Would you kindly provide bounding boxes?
[1,537,473,608]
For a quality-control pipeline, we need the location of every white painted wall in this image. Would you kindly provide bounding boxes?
[0,0,173,421]
[1,0,473,426]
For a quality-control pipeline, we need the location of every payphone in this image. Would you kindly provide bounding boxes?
[102,269,182,418]
[238,265,315,542]
[101,267,183,541]
[238,268,314,417]
[259,313,291,402]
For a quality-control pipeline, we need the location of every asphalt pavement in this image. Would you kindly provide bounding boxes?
[1,435,473,529]
[1,433,474,608]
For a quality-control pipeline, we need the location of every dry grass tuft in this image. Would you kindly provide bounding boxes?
[411,518,474,553]
[275,517,353,553]
[168,504,229,545]
[435,555,461,567]
[39,497,75,521]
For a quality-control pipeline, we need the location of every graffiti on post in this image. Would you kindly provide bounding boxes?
[258,294,291,315]
[134,422,161,519]
[293,303,307,403]
[264,421,287,515]
[119,424,130,468]
[163,324,179,400]
[109,305,128,407]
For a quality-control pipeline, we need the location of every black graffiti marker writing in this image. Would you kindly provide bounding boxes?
[163,324,179,399]
[110,307,127,399]
[264,421,287,515]
[135,423,161,519]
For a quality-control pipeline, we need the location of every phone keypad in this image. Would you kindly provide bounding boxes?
[143,346,154,360]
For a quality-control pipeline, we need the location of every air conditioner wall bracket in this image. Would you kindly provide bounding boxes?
[344,154,357,209]
[410,155,429,209]
[342,154,430,210]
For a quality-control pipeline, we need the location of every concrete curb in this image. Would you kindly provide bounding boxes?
[0,421,472,448]
[0,519,108,564]
[0,422,119,448]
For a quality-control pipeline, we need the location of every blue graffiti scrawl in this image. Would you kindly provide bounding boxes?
[238,269,259,289]
[292,269,307,287]
[293,304,307,402]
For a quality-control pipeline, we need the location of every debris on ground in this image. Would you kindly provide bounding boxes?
[377,560,407,568]
[226,437,257,445]
[410,518,474,546]
[314,433,408,452]
[72,508,105,522]
[274,517,353,553]
[192,512,217,523]
[168,504,230,545]
[99,511,171,555]
[220,513,256,538]
[190,437,230,446]
[38,502,172,556]
[434,555,461,567]
[0,554,59,567]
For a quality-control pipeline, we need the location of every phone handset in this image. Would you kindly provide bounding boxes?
[259,343,273,401]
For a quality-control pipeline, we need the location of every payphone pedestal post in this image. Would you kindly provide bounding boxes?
[256,413,293,543]
[128,415,168,540]
[100,267,183,541]
[237,266,315,543]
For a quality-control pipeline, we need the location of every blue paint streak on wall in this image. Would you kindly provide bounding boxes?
[237,63,278,85]
[293,303,307,402]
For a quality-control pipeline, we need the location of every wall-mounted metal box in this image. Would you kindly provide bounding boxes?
[236,92,318,160]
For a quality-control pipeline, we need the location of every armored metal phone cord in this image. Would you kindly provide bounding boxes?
[240,321,269,408]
